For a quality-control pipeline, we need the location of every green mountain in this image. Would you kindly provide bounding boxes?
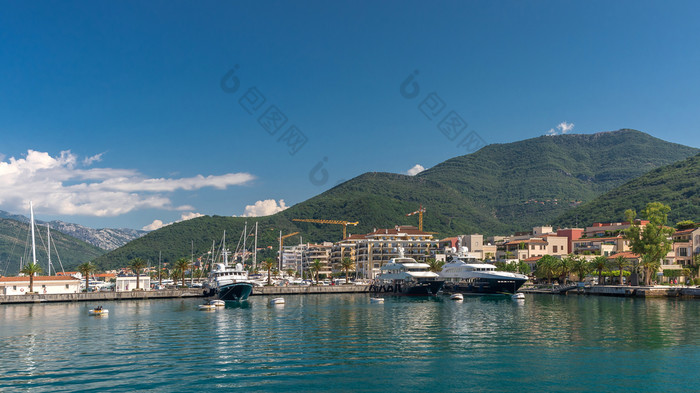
[555,152,700,227]
[0,218,107,276]
[93,129,699,270]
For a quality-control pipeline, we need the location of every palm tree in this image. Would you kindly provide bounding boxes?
[610,255,629,285]
[77,262,96,292]
[425,257,444,273]
[556,256,574,284]
[174,258,190,287]
[535,255,557,284]
[570,255,590,282]
[591,256,608,285]
[261,258,276,286]
[340,257,355,283]
[311,259,322,284]
[640,254,661,286]
[129,258,147,290]
[20,262,43,294]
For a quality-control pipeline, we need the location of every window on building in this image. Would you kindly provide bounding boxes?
[553,245,558,253]
[680,248,688,257]
[66,284,69,289]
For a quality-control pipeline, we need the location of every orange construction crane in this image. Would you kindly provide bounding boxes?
[406,204,426,231]
[292,219,359,239]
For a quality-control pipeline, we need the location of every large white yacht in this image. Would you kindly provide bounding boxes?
[371,248,444,296]
[439,248,527,295]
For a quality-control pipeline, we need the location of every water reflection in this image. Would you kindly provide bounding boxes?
[2,294,700,392]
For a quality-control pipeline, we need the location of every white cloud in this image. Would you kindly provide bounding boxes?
[0,149,255,217]
[558,121,574,134]
[544,121,575,136]
[406,164,425,176]
[141,212,205,231]
[242,199,288,217]
[142,219,165,231]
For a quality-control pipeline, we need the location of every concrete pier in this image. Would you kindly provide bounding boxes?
[252,285,369,296]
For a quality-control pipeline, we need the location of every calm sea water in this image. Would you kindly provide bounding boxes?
[2,294,700,392]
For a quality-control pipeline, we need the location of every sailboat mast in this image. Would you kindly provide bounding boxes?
[47,224,52,276]
[222,230,227,265]
[253,222,258,271]
[242,222,247,266]
[29,201,37,266]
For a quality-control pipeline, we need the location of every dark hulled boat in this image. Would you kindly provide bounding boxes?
[371,254,444,296]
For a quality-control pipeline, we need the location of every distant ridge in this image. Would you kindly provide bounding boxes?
[93,129,699,270]
[555,152,700,226]
[0,217,106,276]
[0,211,147,251]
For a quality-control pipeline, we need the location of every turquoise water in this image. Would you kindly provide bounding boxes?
[2,294,700,392]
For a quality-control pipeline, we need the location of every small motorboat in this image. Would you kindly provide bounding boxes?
[88,307,108,316]
[269,297,285,305]
[369,297,384,303]
[198,304,216,311]
[210,299,226,307]
[450,293,464,301]
[512,293,525,300]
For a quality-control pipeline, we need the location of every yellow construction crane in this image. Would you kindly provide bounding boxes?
[406,204,426,231]
[292,218,359,239]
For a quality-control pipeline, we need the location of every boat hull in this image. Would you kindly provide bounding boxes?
[218,282,254,302]
[371,280,444,296]
[444,277,526,295]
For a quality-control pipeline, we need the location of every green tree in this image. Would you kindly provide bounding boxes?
[536,255,558,284]
[173,258,190,287]
[517,261,531,275]
[610,255,629,285]
[340,257,355,283]
[20,262,43,294]
[676,220,697,230]
[570,255,590,282]
[261,258,276,286]
[591,256,608,285]
[625,202,675,286]
[129,257,147,290]
[77,262,96,293]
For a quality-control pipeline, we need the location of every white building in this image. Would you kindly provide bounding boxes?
[115,276,150,292]
[0,276,81,295]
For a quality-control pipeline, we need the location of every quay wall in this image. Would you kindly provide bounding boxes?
[0,289,204,304]
[1,286,370,304]
[252,285,369,296]
[522,285,700,299]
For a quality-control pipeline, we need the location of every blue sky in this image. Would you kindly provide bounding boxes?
[1,0,699,230]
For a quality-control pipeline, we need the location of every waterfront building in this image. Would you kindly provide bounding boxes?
[307,242,333,278]
[556,228,584,255]
[115,276,150,291]
[348,226,439,279]
[572,235,629,257]
[585,220,649,238]
[0,276,81,295]
[671,227,700,267]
